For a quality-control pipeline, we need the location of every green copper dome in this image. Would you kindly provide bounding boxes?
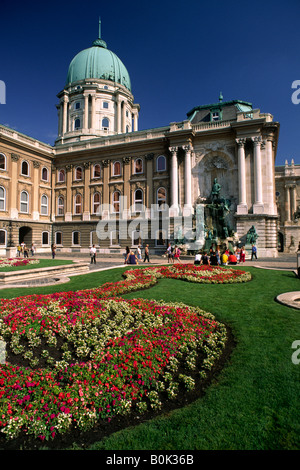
[66,28,131,91]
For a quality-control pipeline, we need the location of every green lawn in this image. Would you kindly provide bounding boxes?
[0,265,300,450]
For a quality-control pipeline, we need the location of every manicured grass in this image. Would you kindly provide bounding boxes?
[0,258,74,272]
[1,265,300,449]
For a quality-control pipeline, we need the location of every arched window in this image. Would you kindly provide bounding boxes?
[157,155,166,172]
[113,161,121,176]
[41,167,48,181]
[93,192,101,214]
[0,186,5,211]
[134,158,143,174]
[41,194,48,215]
[57,196,64,215]
[102,117,109,129]
[58,169,65,182]
[112,191,120,213]
[134,188,143,213]
[75,166,83,180]
[157,187,166,209]
[74,118,81,129]
[0,153,6,170]
[74,194,82,214]
[20,191,29,213]
[93,164,101,178]
[21,160,29,176]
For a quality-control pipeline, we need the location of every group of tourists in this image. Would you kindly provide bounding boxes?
[17,242,35,258]
[165,243,182,263]
[123,244,150,265]
[193,244,258,266]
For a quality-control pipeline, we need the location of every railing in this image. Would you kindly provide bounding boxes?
[192,120,233,132]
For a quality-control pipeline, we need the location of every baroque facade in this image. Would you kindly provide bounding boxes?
[0,26,293,258]
[275,160,300,252]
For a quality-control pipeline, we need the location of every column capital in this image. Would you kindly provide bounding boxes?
[169,146,178,154]
[182,144,193,153]
[251,135,262,146]
[235,137,247,147]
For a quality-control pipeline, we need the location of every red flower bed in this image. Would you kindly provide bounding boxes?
[0,264,250,442]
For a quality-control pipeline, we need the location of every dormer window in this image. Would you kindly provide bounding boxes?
[211,112,220,121]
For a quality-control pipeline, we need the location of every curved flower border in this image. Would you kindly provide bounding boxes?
[0,258,39,268]
[0,264,250,442]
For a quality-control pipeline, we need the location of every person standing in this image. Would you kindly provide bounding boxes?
[251,244,257,260]
[31,243,35,256]
[239,246,246,263]
[144,244,150,263]
[90,244,97,264]
[137,245,142,261]
[166,243,174,263]
[51,243,56,259]
[124,246,130,264]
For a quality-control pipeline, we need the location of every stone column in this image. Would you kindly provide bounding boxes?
[122,157,130,218]
[62,98,68,135]
[169,147,179,216]
[101,160,109,219]
[91,94,96,130]
[133,110,138,132]
[65,165,73,221]
[236,138,248,214]
[83,162,91,221]
[32,161,40,221]
[285,185,291,223]
[252,136,264,213]
[84,94,89,130]
[291,184,297,219]
[122,102,126,133]
[9,153,19,219]
[265,135,276,215]
[183,145,193,215]
[145,153,154,219]
[117,97,122,133]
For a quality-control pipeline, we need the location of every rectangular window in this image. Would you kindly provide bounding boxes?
[110,230,120,246]
[55,232,63,245]
[42,232,49,245]
[73,231,80,245]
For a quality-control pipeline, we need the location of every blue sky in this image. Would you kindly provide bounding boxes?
[0,0,299,166]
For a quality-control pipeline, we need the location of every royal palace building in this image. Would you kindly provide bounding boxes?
[0,26,298,258]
